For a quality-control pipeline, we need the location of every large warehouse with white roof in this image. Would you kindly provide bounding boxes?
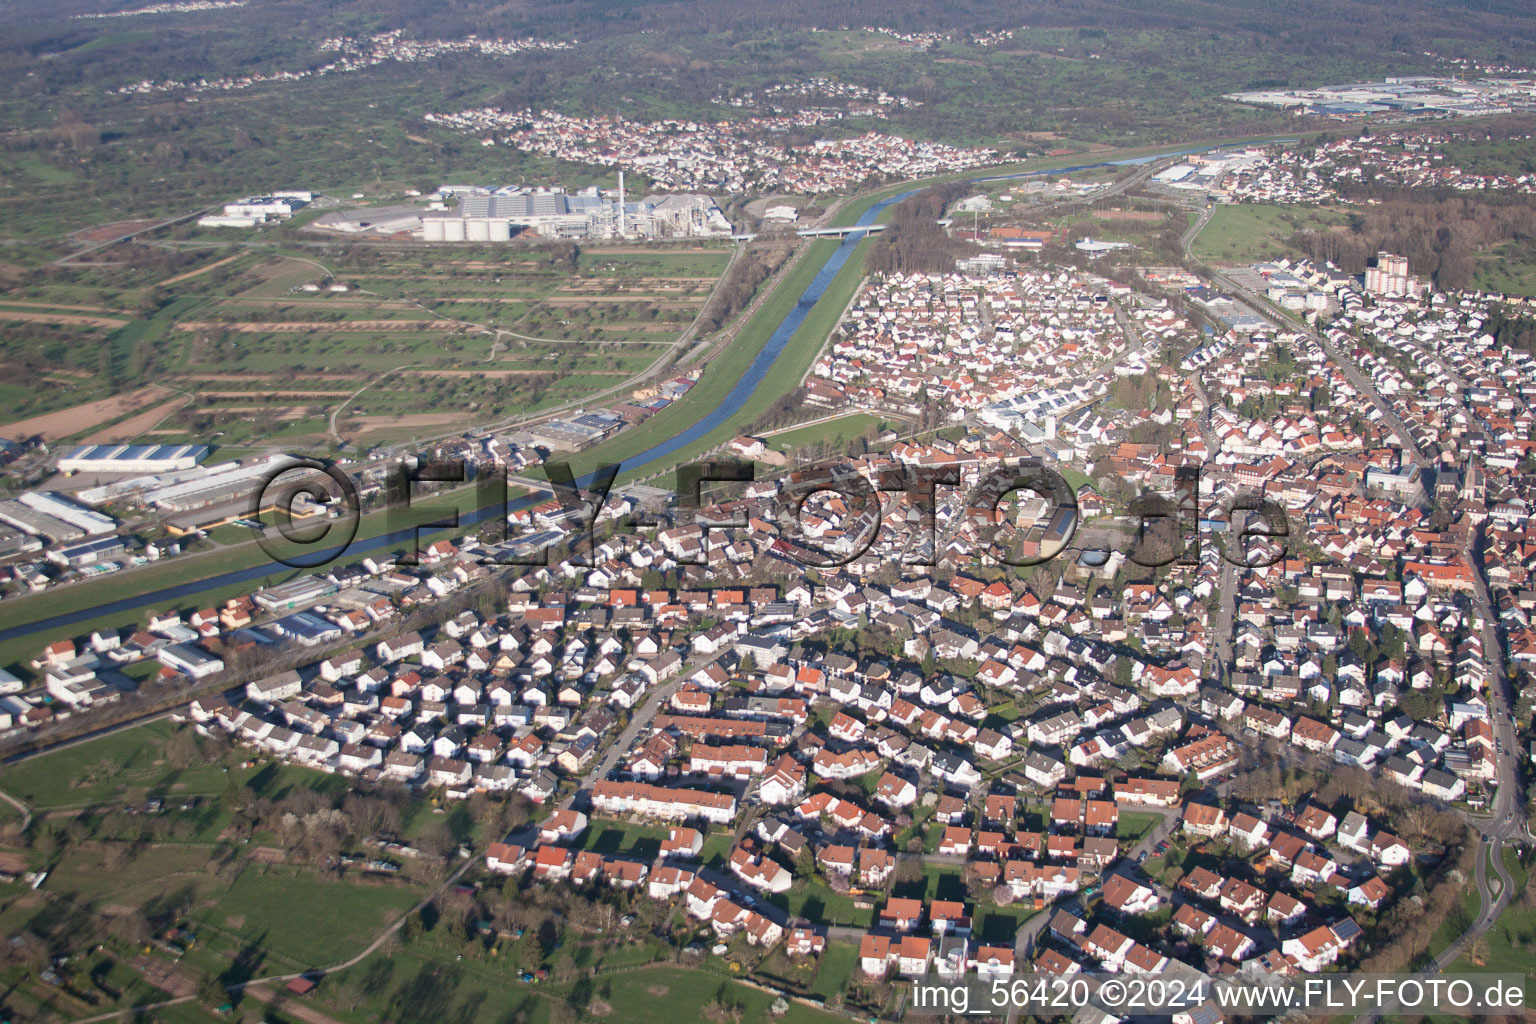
[58,444,210,474]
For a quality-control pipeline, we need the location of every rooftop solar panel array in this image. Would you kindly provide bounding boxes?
[63,443,210,463]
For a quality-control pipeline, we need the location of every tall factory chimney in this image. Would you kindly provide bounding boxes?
[617,171,626,237]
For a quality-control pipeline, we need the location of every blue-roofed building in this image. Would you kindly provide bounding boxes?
[58,443,209,474]
[570,411,623,434]
[46,536,129,567]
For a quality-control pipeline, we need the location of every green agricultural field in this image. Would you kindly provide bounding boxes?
[215,243,723,443]
[65,30,155,55]
[577,249,734,277]
[139,1000,230,1024]
[0,239,730,451]
[1192,204,1353,264]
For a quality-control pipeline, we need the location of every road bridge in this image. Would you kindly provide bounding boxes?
[730,218,952,242]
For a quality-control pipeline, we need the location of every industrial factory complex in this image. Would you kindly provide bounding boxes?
[311,174,733,242]
[196,191,313,228]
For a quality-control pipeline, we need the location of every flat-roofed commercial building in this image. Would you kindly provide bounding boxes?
[525,419,608,452]
[0,500,82,542]
[159,643,226,679]
[46,537,128,567]
[253,576,338,612]
[311,204,424,236]
[147,457,287,512]
[58,443,209,474]
[18,492,116,535]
